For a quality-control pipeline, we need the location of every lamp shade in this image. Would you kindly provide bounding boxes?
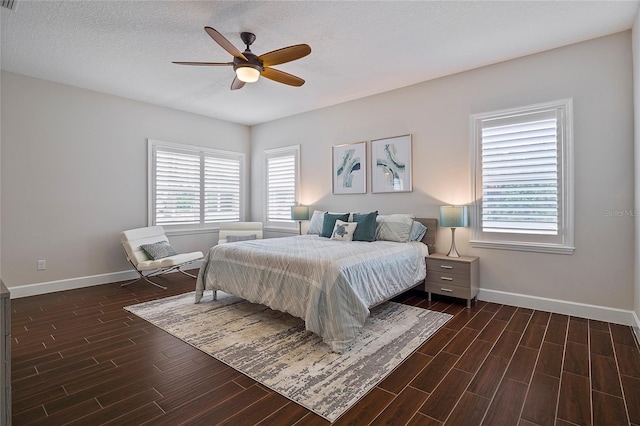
[440,206,469,228]
[291,205,310,221]
[235,66,260,83]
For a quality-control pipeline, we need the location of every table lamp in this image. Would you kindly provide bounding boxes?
[440,206,468,257]
[291,205,310,235]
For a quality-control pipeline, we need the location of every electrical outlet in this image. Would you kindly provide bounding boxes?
[37,260,46,271]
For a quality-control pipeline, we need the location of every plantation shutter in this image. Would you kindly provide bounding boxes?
[204,155,241,223]
[154,149,201,226]
[480,110,559,235]
[150,140,245,229]
[265,148,298,224]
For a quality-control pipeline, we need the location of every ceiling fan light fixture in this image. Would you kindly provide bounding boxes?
[235,65,260,83]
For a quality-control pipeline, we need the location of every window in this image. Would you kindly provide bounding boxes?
[264,145,300,229]
[470,99,574,254]
[148,139,245,231]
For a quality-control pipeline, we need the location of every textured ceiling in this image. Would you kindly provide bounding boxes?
[1,1,638,126]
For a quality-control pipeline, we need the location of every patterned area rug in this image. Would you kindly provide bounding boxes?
[124,291,452,422]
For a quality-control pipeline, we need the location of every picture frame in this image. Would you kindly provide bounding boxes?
[371,134,412,193]
[332,141,366,194]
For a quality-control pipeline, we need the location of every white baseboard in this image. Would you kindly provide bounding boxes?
[8,270,139,299]
[478,288,637,326]
[633,311,640,343]
[8,261,205,299]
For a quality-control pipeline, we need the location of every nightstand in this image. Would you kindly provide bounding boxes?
[424,253,479,308]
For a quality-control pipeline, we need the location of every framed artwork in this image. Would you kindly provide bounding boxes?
[371,134,412,193]
[332,141,366,194]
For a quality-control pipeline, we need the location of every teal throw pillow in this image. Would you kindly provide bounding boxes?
[352,211,378,242]
[321,213,349,238]
[140,241,178,260]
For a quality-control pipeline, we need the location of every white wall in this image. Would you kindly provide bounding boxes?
[633,12,640,337]
[1,71,250,288]
[252,32,635,312]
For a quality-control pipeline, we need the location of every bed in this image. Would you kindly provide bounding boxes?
[195,217,437,353]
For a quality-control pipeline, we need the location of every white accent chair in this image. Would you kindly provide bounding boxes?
[218,222,263,244]
[120,226,203,290]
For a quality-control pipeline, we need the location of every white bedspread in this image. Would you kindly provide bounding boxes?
[195,235,427,352]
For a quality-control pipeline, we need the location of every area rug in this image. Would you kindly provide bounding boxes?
[124,291,452,422]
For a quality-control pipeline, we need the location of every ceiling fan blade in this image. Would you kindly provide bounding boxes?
[172,61,233,66]
[231,76,245,90]
[261,67,305,87]
[204,26,248,61]
[258,44,311,67]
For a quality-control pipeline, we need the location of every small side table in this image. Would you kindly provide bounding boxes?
[424,253,479,308]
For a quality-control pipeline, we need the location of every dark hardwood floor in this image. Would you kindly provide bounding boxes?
[10,272,640,425]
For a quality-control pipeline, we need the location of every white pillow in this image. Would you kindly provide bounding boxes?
[376,214,415,243]
[306,210,326,235]
[331,220,358,241]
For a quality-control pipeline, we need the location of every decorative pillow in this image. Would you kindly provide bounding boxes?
[140,241,178,260]
[375,214,415,243]
[409,221,428,242]
[321,213,350,238]
[226,234,257,243]
[352,211,378,242]
[306,210,326,235]
[331,220,358,241]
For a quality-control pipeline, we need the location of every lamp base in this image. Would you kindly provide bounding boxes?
[298,221,302,236]
[447,227,461,257]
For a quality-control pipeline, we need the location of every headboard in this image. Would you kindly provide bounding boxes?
[415,218,437,254]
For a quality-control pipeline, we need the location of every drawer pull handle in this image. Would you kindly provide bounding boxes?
[440,265,453,269]
[440,277,453,281]
[440,288,453,292]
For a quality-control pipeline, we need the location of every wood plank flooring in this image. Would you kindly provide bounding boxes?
[10,272,640,425]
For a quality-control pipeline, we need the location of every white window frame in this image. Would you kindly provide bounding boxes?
[263,145,300,230]
[470,99,574,254]
[148,139,246,234]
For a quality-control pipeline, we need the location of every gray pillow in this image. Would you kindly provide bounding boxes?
[140,241,178,260]
[375,214,415,243]
[227,234,257,242]
[409,221,428,242]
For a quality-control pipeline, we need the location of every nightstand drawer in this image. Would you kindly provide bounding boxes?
[426,271,470,287]
[424,281,471,299]
[426,258,470,275]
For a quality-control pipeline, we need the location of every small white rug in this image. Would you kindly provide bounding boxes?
[125,291,452,422]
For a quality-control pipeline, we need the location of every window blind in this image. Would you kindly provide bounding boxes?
[150,140,244,228]
[266,153,296,223]
[481,110,558,235]
[155,149,201,226]
[204,155,240,223]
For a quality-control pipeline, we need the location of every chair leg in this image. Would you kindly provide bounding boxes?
[121,272,168,290]
[179,269,197,279]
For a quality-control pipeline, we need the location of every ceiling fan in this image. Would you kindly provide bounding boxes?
[173,27,311,90]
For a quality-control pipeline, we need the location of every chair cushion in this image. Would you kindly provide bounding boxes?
[136,251,204,272]
[140,241,178,260]
[226,234,257,242]
[218,222,263,244]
